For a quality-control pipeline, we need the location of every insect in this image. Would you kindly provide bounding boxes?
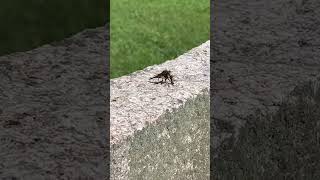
[149,70,174,85]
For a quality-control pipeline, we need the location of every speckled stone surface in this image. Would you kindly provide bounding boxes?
[211,0,320,177]
[0,25,109,179]
[111,41,209,145]
[111,41,210,179]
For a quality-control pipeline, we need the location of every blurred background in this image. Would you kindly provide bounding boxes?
[0,0,108,56]
[111,0,209,78]
[1,0,209,79]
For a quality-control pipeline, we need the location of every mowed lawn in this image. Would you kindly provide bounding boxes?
[111,0,209,78]
[0,1,106,56]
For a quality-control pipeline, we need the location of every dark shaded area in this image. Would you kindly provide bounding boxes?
[0,25,109,179]
[0,0,108,56]
[214,80,320,179]
[211,0,320,179]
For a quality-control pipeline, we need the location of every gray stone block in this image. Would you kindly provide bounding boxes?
[111,41,210,180]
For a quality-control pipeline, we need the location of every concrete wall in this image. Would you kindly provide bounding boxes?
[0,23,209,179]
[0,25,109,179]
[212,0,320,178]
[111,41,210,179]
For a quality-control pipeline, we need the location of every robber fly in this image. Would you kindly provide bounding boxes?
[149,70,174,85]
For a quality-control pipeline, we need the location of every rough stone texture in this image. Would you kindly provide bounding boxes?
[111,41,210,179]
[128,91,209,180]
[211,0,320,178]
[0,25,109,179]
[214,79,320,179]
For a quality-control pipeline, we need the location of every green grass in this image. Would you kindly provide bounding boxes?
[110,0,209,78]
[0,0,107,56]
